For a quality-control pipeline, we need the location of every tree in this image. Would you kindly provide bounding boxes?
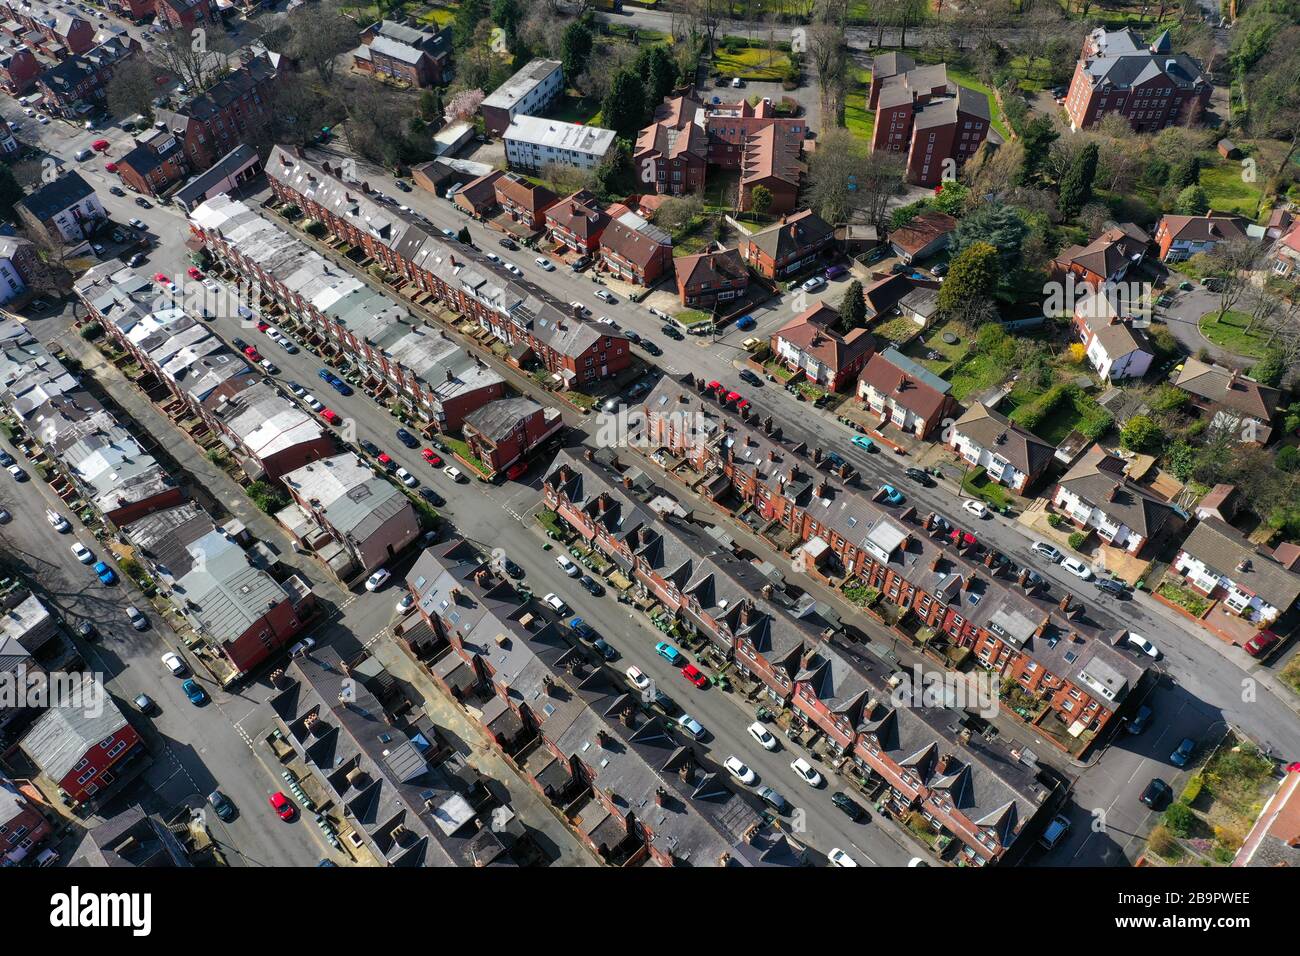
[1120,414,1164,453]
[1244,42,1300,217]
[601,68,647,141]
[287,1,357,85]
[1175,184,1209,215]
[0,163,23,221]
[492,0,522,44]
[1204,239,1262,320]
[938,241,999,320]
[1167,153,1200,190]
[652,194,704,237]
[1252,349,1286,387]
[806,19,848,127]
[152,27,231,93]
[952,203,1028,279]
[1017,116,1058,186]
[445,89,486,124]
[561,19,594,81]
[542,161,591,197]
[1057,141,1098,219]
[1277,445,1300,473]
[749,184,773,218]
[419,88,444,121]
[837,280,866,332]
[106,56,157,121]
[455,0,490,48]
[637,44,677,107]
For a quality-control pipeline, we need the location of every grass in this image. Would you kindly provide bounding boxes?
[1281,655,1300,697]
[947,352,1006,402]
[1158,580,1212,617]
[900,320,970,376]
[547,92,603,126]
[713,46,792,81]
[1007,54,1054,93]
[1198,154,1265,219]
[870,315,924,347]
[674,309,713,326]
[962,467,1014,509]
[844,95,874,145]
[1198,310,1272,360]
[442,435,491,476]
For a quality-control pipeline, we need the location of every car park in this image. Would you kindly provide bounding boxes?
[828,847,858,867]
[681,664,708,687]
[1140,777,1171,809]
[626,666,651,691]
[1030,541,1063,563]
[962,499,989,519]
[676,713,705,739]
[1170,738,1196,768]
[654,641,682,665]
[1060,556,1093,580]
[182,678,206,705]
[365,569,391,591]
[723,756,756,785]
[543,593,569,614]
[790,757,823,787]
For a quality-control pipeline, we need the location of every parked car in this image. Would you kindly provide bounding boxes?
[681,664,708,687]
[534,257,555,271]
[962,499,989,519]
[878,484,905,506]
[1038,814,1071,850]
[1140,777,1171,809]
[904,467,933,486]
[182,678,206,705]
[443,465,465,482]
[595,289,616,303]
[1127,704,1153,734]
[93,561,116,585]
[591,638,617,661]
[625,665,651,691]
[421,448,443,466]
[71,542,94,563]
[654,641,682,665]
[365,568,391,591]
[1170,738,1196,768]
[161,651,186,675]
[269,791,296,821]
[555,554,580,577]
[1244,631,1281,659]
[578,574,604,596]
[738,369,762,387]
[831,791,865,821]
[395,428,419,448]
[850,435,875,452]
[723,756,756,785]
[676,713,705,739]
[135,693,157,715]
[756,786,790,814]
[1060,556,1093,580]
[801,275,826,292]
[828,847,858,867]
[395,467,418,488]
[661,324,684,341]
[735,314,756,331]
[790,757,823,787]
[1030,541,1063,563]
[208,790,235,822]
[640,340,662,356]
[289,637,317,657]
[1126,632,1160,659]
[748,721,779,751]
[46,509,71,533]
[543,592,569,614]
[1095,577,1128,597]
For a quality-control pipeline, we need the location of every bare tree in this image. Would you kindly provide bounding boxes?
[806,19,848,126]
[287,0,357,86]
[106,56,158,120]
[681,0,723,56]
[151,27,232,93]
[1204,238,1264,319]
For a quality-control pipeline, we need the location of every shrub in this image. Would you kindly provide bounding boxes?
[1164,801,1196,838]
[1147,824,1183,859]
[79,322,104,342]
[1047,513,1064,529]
[1181,774,1204,804]
[1277,445,1300,473]
[1067,531,1088,551]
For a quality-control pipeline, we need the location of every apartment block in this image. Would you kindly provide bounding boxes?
[1064,27,1210,132]
[504,114,617,174]
[480,58,563,136]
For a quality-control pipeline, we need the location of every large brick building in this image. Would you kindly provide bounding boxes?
[352,19,452,88]
[870,60,990,187]
[21,697,144,808]
[154,53,281,173]
[1063,27,1211,133]
[741,209,834,279]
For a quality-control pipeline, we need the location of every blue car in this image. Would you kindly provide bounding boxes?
[1169,738,1195,767]
[735,314,756,331]
[569,617,594,639]
[92,561,116,585]
[655,641,682,665]
[182,679,206,705]
[879,484,905,506]
[395,428,419,449]
[850,435,875,452]
[318,368,353,396]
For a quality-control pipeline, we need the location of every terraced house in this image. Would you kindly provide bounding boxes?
[0,1,94,57]
[155,53,281,173]
[598,212,672,287]
[35,32,138,119]
[741,209,834,279]
[640,375,1144,752]
[405,539,777,867]
[257,147,630,389]
[540,447,1060,864]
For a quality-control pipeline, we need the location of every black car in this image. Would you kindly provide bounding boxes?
[904,467,933,486]
[127,252,146,267]
[418,487,445,507]
[0,451,12,468]
[76,620,95,640]
[831,791,865,822]
[109,186,125,197]
[641,340,662,356]
[571,255,592,272]
[652,689,676,713]
[135,197,151,208]
[359,439,381,456]
[1095,577,1128,597]
[502,558,524,579]
[813,393,831,408]
[624,330,641,344]
[1140,778,1171,809]
[579,574,604,596]
[738,369,763,387]
[757,786,791,814]
[498,237,518,250]
[394,179,411,191]
[592,638,618,661]
[232,338,249,351]
[396,428,419,449]
[661,324,684,341]
[208,790,236,822]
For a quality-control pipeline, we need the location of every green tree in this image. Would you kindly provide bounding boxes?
[838,280,866,332]
[0,163,23,221]
[749,184,773,218]
[1168,154,1200,190]
[419,88,443,122]
[1176,184,1210,215]
[561,20,594,82]
[931,181,969,216]
[454,0,489,48]
[637,44,677,108]
[601,67,647,140]
[1058,142,1099,219]
[1120,414,1164,453]
[491,0,521,44]
[938,242,999,319]
[1252,348,1285,387]
[1164,802,1196,838]
[1276,445,1300,473]
[952,204,1028,278]
[1016,116,1058,185]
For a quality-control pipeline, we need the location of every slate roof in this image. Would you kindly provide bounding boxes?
[746,209,833,260]
[952,402,1054,479]
[1081,27,1207,92]
[1056,444,1179,539]
[1173,357,1280,423]
[461,396,542,442]
[17,170,94,222]
[1179,518,1300,612]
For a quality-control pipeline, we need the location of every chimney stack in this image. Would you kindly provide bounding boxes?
[1059,593,1072,612]
[655,787,668,807]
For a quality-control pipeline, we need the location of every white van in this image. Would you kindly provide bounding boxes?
[555,554,580,577]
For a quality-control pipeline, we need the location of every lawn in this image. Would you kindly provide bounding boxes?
[714,46,792,81]
[547,93,603,127]
[1198,154,1264,219]
[674,309,713,326]
[415,5,456,27]
[947,352,1007,402]
[870,315,924,347]
[1198,309,1272,360]
[962,467,1014,509]
[900,319,971,376]
[844,95,875,145]
[1157,580,1212,617]
[1007,54,1054,93]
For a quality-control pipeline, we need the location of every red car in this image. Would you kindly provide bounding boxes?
[243,345,261,360]
[706,380,723,393]
[681,664,708,688]
[736,399,751,412]
[256,321,270,332]
[421,448,442,465]
[91,139,109,151]
[269,791,296,821]
[154,272,169,284]
[376,452,395,469]
[1244,631,1281,658]
[725,391,742,404]
[187,266,202,279]
[321,408,341,425]
[104,162,117,173]
[949,528,978,548]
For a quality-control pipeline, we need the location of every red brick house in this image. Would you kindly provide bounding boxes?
[461,396,562,475]
[870,63,990,187]
[545,190,610,254]
[738,123,804,215]
[155,53,280,173]
[35,34,139,120]
[1064,27,1210,132]
[1153,210,1250,262]
[0,775,53,864]
[0,2,94,56]
[20,698,145,807]
[769,302,875,392]
[0,48,42,95]
[856,347,960,439]
[494,172,558,231]
[674,247,750,307]
[115,129,189,197]
[353,20,452,89]
[741,209,834,279]
[1050,223,1149,291]
[634,93,709,196]
[599,217,672,286]
[452,170,504,217]
[106,0,157,22]
[156,0,218,30]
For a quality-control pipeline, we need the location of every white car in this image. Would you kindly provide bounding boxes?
[534,257,555,271]
[365,568,391,591]
[543,592,569,614]
[748,721,779,751]
[161,651,186,675]
[626,665,651,691]
[303,393,324,412]
[396,593,415,614]
[46,509,71,533]
[555,554,580,577]
[1126,632,1160,659]
[395,467,418,487]
[1030,541,1063,563]
[828,847,858,867]
[677,713,705,739]
[485,252,500,263]
[443,465,464,483]
[128,218,146,230]
[596,316,618,327]
[731,76,743,88]
[38,115,49,125]
[505,263,523,277]
[288,637,317,656]
[22,107,33,116]
[962,499,989,519]
[203,278,220,292]
[1061,556,1093,580]
[790,757,823,788]
[71,543,94,564]
[723,755,756,785]
[595,289,616,304]
[259,359,279,374]
[7,464,26,481]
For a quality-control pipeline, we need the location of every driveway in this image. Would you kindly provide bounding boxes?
[1158,285,1259,368]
